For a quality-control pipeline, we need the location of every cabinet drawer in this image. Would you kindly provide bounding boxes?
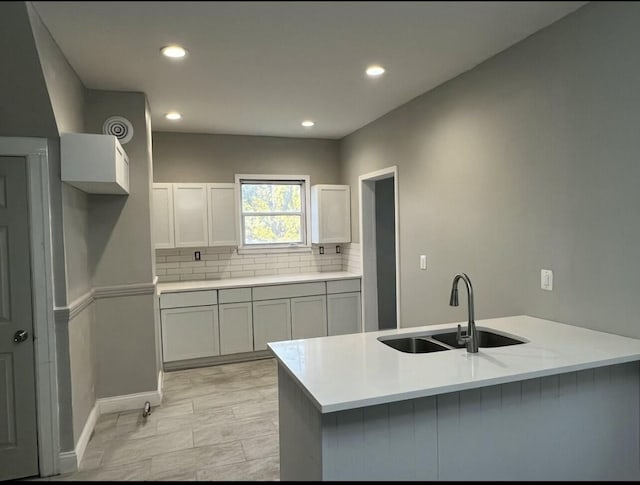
[160,289,218,309]
[252,282,326,301]
[218,287,252,304]
[326,279,361,294]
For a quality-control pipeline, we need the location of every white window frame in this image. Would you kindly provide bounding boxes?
[235,174,311,253]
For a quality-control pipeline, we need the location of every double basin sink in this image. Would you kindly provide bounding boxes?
[379,327,526,353]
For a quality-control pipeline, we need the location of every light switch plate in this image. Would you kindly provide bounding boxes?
[420,255,427,270]
[541,269,553,291]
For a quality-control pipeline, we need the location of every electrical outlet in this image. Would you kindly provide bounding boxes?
[194,251,201,261]
[319,246,325,255]
[336,245,341,254]
[541,269,553,291]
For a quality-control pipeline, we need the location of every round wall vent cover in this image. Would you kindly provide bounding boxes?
[102,116,134,144]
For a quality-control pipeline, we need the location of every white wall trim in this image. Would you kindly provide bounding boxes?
[358,166,401,331]
[58,451,77,475]
[0,137,60,477]
[54,289,94,324]
[93,280,157,299]
[97,370,163,415]
[74,403,98,468]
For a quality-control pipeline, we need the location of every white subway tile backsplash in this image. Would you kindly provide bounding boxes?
[231,270,254,278]
[155,242,361,282]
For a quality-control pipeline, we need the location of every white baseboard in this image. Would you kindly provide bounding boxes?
[75,404,98,465]
[57,371,163,475]
[58,450,77,475]
[97,371,164,415]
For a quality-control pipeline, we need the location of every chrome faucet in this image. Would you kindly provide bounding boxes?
[449,273,478,353]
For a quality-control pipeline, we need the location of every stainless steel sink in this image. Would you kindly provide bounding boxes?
[380,336,450,354]
[379,328,526,353]
[431,329,525,348]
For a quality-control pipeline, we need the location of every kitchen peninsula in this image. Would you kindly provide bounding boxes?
[269,315,640,481]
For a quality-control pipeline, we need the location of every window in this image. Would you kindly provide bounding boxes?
[236,175,310,249]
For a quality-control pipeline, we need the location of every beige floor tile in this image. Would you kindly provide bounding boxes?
[53,460,151,481]
[231,398,278,420]
[78,446,104,470]
[150,440,246,479]
[240,432,279,460]
[101,429,193,466]
[196,455,279,481]
[193,416,276,447]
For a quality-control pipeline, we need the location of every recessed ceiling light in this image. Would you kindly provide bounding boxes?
[301,120,315,127]
[366,65,385,77]
[165,111,182,121]
[161,45,188,59]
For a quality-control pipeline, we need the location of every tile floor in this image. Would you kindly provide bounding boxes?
[52,358,280,481]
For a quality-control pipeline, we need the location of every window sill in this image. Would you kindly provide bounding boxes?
[237,245,312,255]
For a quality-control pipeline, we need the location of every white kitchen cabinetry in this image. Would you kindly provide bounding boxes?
[327,292,362,336]
[207,183,237,246]
[252,299,291,351]
[218,288,253,355]
[160,305,220,362]
[152,183,175,249]
[291,295,327,339]
[61,133,130,194]
[173,183,208,247]
[311,185,351,243]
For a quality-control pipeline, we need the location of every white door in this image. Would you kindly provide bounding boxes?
[252,299,291,351]
[152,183,175,249]
[291,295,327,339]
[173,183,208,247]
[327,292,362,336]
[207,184,237,246]
[161,305,220,362]
[0,156,38,480]
[219,302,253,354]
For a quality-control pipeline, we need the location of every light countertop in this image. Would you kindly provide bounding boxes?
[157,271,361,294]
[268,315,640,413]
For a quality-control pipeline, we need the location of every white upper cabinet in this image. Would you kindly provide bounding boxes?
[207,183,237,246]
[61,133,130,194]
[152,183,175,249]
[173,183,208,247]
[311,185,351,244]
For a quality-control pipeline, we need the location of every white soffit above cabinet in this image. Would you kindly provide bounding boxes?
[33,1,585,139]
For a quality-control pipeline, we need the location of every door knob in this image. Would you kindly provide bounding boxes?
[13,330,29,343]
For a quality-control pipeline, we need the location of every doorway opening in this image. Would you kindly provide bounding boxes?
[359,166,400,332]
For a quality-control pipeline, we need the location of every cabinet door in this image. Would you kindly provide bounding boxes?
[207,183,237,246]
[152,183,175,249]
[252,299,291,351]
[291,295,327,339]
[161,305,220,362]
[173,183,208,247]
[219,302,253,355]
[327,292,361,336]
[311,185,351,243]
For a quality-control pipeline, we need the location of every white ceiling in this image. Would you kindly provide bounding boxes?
[33,1,586,139]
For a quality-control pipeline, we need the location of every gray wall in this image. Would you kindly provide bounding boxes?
[0,2,57,138]
[375,177,397,330]
[340,1,640,338]
[84,90,158,398]
[25,1,95,453]
[153,131,340,184]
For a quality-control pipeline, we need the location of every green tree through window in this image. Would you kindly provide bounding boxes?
[241,181,304,245]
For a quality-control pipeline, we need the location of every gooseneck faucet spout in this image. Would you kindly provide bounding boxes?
[449,273,478,353]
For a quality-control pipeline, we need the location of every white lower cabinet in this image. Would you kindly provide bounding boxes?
[252,299,292,351]
[291,295,327,339]
[161,305,220,362]
[327,292,362,336]
[219,302,254,355]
